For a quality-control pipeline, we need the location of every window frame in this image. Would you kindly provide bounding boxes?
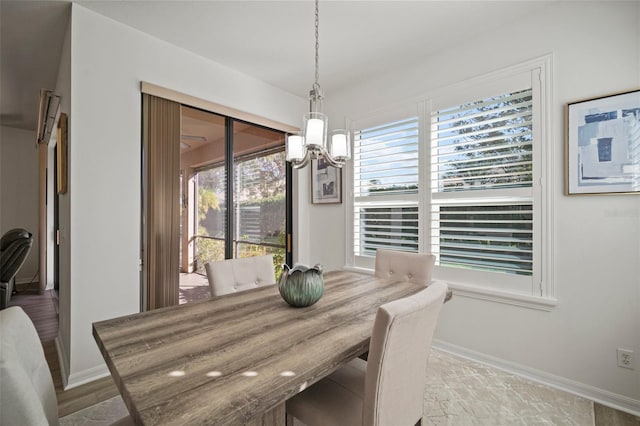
[429,78,537,295]
[346,56,556,309]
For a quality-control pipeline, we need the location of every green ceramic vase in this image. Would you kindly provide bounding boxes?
[278,264,324,307]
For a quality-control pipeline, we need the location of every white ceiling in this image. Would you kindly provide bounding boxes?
[0,0,553,132]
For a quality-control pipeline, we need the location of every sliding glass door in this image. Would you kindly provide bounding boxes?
[191,116,290,276]
[143,96,293,309]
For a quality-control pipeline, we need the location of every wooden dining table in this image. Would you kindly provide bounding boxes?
[92,270,426,425]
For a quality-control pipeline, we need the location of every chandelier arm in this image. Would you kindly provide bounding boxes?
[292,150,312,169]
[318,146,345,168]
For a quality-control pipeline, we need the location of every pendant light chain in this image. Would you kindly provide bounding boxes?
[314,0,320,90]
[285,0,350,169]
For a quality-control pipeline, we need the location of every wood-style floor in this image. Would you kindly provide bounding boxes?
[8,276,211,417]
[8,285,119,417]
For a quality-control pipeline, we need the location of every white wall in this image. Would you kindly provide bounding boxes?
[54,11,72,384]
[313,1,640,412]
[0,126,39,283]
[60,4,305,386]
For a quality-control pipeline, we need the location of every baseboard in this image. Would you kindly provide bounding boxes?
[15,278,38,287]
[15,270,39,286]
[433,340,640,418]
[65,364,111,390]
[55,332,111,390]
[54,334,69,389]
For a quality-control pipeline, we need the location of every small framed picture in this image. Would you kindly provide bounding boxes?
[566,89,640,195]
[311,158,341,204]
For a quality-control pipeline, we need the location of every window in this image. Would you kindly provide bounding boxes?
[348,59,551,303]
[352,117,420,263]
[431,87,538,294]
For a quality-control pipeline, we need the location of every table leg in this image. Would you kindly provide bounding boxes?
[246,402,285,426]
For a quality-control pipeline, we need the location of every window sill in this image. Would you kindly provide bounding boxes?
[439,281,558,311]
[341,266,558,311]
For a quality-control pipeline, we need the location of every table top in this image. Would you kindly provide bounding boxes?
[92,270,423,425]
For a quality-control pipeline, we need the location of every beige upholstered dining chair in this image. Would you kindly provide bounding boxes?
[286,281,448,426]
[0,306,132,425]
[374,248,436,286]
[204,254,276,297]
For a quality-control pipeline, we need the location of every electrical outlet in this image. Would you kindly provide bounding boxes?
[617,348,634,369]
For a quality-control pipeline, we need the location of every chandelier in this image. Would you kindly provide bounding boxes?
[285,0,351,169]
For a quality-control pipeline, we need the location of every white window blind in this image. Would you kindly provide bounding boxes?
[354,203,419,256]
[431,89,534,277]
[430,201,533,275]
[431,89,533,192]
[353,117,419,257]
[348,60,550,302]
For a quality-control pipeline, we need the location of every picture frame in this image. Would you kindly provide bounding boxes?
[57,112,68,194]
[566,89,640,195]
[311,158,342,204]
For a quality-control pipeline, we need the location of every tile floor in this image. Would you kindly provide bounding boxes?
[423,349,596,425]
[54,348,640,425]
[59,396,129,426]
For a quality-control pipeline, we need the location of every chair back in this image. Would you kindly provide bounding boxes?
[205,254,276,297]
[374,249,435,286]
[0,228,33,283]
[0,306,59,426]
[363,282,448,426]
[0,228,31,251]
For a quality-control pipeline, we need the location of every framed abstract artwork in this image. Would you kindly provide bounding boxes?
[311,158,341,204]
[566,89,640,195]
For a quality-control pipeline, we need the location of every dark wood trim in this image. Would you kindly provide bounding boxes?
[225,117,234,260]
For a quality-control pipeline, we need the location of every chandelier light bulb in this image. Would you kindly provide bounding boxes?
[330,130,350,159]
[304,112,327,149]
[286,134,306,161]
